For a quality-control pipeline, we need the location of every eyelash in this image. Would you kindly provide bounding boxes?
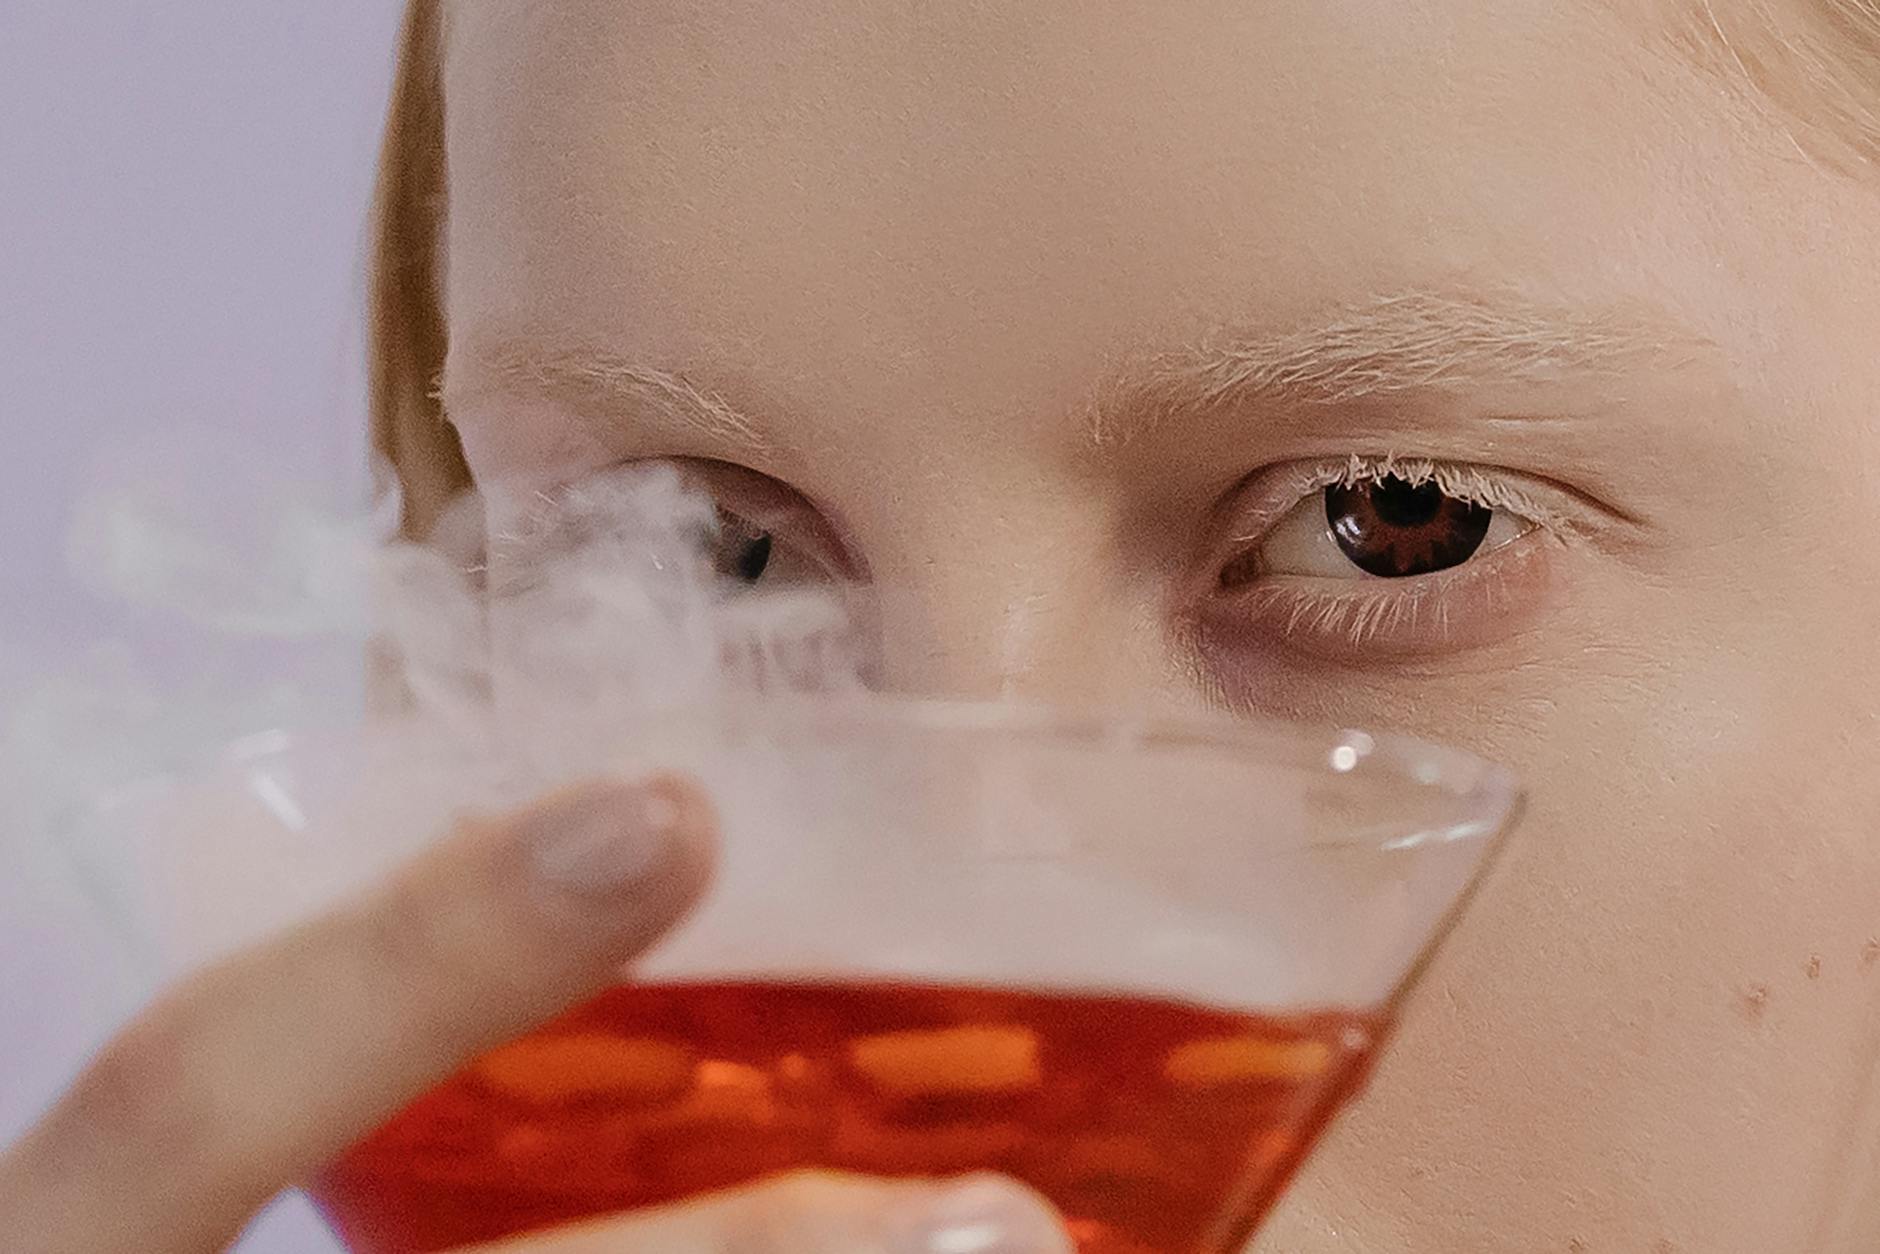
[1199,453,1571,657]
[1222,542,1544,649]
[1223,452,1576,547]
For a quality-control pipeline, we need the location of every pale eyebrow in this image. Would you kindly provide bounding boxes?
[443,341,773,455]
[1087,292,1720,447]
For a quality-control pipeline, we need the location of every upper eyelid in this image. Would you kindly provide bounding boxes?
[482,464,724,588]
[1320,455,1574,531]
[715,490,823,535]
[1220,454,1605,547]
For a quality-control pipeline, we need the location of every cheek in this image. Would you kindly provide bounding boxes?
[1271,615,1880,1249]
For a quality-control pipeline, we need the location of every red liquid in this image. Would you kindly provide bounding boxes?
[313,982,1383,1254]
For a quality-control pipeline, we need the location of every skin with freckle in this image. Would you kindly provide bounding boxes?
[370,1,1880,1250]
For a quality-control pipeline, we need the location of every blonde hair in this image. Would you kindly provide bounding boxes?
[370,0,462,541]
[1683,0,1880,171]
[367,0,1879,532]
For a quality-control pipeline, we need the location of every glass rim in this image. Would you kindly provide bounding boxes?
[643,691,1522,804]
[190,694,1524,864]
[203,694,1522,815]
[202,694,1519,804]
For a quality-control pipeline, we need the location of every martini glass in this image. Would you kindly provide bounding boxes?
[100,697,1519,1254]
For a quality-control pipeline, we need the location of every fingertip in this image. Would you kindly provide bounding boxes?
[520,772,717,904]
[733,1173,1074,1254]
[886,1174,1077,1254]
[636,769,722,885]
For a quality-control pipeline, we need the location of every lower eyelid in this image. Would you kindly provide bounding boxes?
[1192,527,1560,664]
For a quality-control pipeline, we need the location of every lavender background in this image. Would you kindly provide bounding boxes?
[2,5,404,1249]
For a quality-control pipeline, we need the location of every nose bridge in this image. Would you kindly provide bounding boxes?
[866,502,1153,703]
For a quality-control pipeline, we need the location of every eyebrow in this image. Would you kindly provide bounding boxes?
[444,340,774,455]
[1086,292,1720,447]
[448,292,1718,458]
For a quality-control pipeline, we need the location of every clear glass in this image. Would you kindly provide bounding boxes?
[86,697,1520,1254]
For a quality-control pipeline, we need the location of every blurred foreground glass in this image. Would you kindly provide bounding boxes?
[96,698,1519,1254]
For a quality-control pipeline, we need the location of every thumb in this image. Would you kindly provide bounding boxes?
[1,773,716,1254]
[473,1172,1077,1254]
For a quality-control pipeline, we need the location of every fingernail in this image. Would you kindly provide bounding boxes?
[889,1177,1075,1254]
[526,777,689,897]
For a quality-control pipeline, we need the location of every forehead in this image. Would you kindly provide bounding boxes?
[435,1,1788,454]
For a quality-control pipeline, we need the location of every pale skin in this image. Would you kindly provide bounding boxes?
[6,2,1880,1251]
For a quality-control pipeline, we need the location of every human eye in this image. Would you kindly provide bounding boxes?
[686,460,859,590]
[481,456,874,696]
[1192,454,1589,663]
[488,458,861,598]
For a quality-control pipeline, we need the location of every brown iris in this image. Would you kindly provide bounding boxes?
[1325,475,1493,578]
[711,511,775,584]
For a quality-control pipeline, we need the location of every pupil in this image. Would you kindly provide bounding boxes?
[1325,475,1493,578]
[735,533,774,583]
[1369,476,1444,526]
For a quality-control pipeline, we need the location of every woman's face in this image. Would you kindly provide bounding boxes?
[438,4,1880,1249]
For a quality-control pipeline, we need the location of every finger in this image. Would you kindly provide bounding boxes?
[476,1172,1077,1254]
[0,773,716,1254]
